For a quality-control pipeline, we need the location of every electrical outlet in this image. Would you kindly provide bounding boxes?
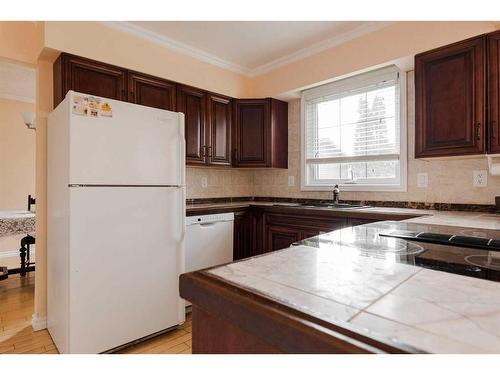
[473,170,488,187]
[417,173,428,188]
[288,175,295,187]
[201,177,208,188]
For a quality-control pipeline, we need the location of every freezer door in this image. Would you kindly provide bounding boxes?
[68,92,185,186]
[68,186,185,353]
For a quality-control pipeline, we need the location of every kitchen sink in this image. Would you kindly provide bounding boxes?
[300,203,370,209]
[273,203,370,209]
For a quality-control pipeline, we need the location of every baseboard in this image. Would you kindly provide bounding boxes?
[31,313,47,331]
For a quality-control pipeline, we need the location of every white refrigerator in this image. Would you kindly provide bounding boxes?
[47,91,186,354]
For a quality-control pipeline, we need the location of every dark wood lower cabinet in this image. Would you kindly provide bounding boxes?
[232,207,366,259]
[233,210,253,261]
[266,225,301,253]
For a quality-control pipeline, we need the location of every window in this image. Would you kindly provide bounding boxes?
[301,65,406,191]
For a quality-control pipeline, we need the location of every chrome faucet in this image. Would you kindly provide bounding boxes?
[333,184,340,205]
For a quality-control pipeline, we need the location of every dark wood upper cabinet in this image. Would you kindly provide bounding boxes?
[53,52,285,168]
[176,84,207,165]
[233,98,288,168]
[415,36,486,158]
[128,71,176,111]
[53,53,127,107]
[488,30,500,153]
[206,93,232,166]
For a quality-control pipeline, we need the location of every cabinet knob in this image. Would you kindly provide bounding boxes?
[206,145,213,158]
[476,123,482,141]
[200,145,206,157]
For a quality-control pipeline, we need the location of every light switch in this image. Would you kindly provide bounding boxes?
[288,175,295,187]
[201,177,208,188]
[417,173,428,188]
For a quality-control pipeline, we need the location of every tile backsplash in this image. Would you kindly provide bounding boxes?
[186,168,253,199]
[187,71,500,205]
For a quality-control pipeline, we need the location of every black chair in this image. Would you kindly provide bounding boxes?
[19,195,36,277]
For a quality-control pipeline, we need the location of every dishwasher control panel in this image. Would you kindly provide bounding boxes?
[186,212,234,226]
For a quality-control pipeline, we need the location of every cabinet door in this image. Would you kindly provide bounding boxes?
[233,99,270,167]
[177,85,207,165]
[415,36,486,157]
[266,225,301,253]
[233,210,252,260]
[128,72,176,111]
[207,94,232,166]
[55,54,127,107]
[488,30,500,153]
[348,218,375,227]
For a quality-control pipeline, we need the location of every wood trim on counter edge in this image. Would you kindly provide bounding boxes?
[179,270,423,354]
[186,204,426,222]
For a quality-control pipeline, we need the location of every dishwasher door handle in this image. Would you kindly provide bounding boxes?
[199,222,217,228]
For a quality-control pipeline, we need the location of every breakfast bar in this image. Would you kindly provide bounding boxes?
[180,219,500,354]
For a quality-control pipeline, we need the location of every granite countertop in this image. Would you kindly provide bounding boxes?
[207,221,500,353]
[0,210,35,238]
[186,200,500,230]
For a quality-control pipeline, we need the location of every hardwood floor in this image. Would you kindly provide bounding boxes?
[0,273,192,354]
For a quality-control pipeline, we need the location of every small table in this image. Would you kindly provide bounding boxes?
[0,211,35,278]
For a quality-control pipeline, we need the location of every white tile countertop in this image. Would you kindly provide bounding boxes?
[403,211,500,230]
[206,220,500,353]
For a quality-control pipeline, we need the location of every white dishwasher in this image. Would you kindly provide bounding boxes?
[185,213,234,274]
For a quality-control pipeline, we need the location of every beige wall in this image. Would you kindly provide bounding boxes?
[251,71,500,205]
[0,22,42,65]
[0,99,36,210]
[33,58,52,323]
[251,22,497,97]
[43,22,252,98]
[186,168,253,199]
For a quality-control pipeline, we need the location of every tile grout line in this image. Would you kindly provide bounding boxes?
[347,268,424,323]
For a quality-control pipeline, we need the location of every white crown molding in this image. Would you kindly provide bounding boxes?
[102,21,253,76]
[101,21,394,78]
[249,21,394,76]
[0,93,36,104]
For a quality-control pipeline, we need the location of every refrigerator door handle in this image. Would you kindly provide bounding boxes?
[176,185,186,324]
[178,112,186,186]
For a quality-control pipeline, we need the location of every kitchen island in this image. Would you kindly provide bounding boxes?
[180,220,500,354]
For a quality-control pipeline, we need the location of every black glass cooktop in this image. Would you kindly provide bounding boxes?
[296,221,500,282]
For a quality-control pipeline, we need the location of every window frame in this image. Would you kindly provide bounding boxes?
[300,65,407,192]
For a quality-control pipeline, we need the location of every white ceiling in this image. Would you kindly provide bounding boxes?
[0,62,36,103]
[106,21,391,76]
